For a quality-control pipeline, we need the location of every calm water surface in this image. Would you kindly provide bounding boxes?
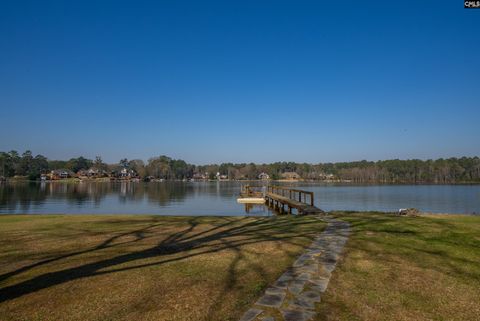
[0,181,479,215]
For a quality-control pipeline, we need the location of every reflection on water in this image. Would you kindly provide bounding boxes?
[0,181,479,215]
[0,181,269,215]
[243,203,271,216]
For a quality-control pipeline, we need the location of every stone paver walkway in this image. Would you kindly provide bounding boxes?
[239,216,350,321]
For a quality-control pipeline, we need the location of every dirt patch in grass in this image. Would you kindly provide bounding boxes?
[0,214,325,321]
[315,212,480,321]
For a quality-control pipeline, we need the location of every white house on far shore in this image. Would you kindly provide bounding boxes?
[258,172,270,180]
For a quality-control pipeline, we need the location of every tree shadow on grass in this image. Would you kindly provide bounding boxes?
[0,216,321,309]
[333,212,480,282]
[0,221,164,284]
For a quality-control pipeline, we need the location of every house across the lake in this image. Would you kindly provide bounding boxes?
[49,169,75,180]
[119,168,136,179]
[77,167,107,178]
[281,171,301,180]
[216,172,228,180]
[258,172,270,180]
[192,173,208,180]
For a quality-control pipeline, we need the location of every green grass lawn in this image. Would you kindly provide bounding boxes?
[0,214,324,321]
[1,213,479,321]
[316,212,480,321]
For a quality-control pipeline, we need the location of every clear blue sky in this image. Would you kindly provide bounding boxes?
[1,0,479,164]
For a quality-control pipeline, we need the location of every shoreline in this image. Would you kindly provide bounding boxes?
[2,178,480,185]
[1,210,478,217]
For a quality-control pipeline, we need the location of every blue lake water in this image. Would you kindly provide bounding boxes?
[0,181,479,215]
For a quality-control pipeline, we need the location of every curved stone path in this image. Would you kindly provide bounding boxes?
[239,216,350,321]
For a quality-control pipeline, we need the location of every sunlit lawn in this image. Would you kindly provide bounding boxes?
[0,214,324,321]
[316,212,480,321]
[2,213,479,321]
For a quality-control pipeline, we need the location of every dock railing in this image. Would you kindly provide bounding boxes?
[267,185,314,206]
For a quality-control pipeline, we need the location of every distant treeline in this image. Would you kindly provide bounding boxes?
[1,150,479,183]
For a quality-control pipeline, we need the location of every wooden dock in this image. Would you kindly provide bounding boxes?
[242,185,324,215]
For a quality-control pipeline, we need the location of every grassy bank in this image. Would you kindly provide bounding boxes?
[2,213,479,321]
[316,212,480,321]
[0,214,324,321]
